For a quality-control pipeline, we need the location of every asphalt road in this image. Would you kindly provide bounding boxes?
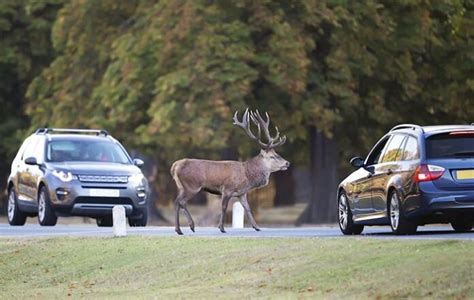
[1,224,473,240]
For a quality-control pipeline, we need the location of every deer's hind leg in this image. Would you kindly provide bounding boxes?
[181,201,195,232]
[174,190,198,235]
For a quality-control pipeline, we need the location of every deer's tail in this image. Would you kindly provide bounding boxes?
[170,160,184,191]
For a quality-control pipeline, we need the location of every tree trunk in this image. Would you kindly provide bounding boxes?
[273,168,295,206]
[296,126,339,224]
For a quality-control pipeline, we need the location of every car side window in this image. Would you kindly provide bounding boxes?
[365,136,390,166]
[14,137,32,163]
[21,137,39,161]
[401,136,419,160]
[380,134,406,163]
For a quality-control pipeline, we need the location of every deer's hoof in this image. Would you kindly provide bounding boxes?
[219,228,226,233]
[190,226,195,232]
[175,229,184,235]
[254,227,261,232]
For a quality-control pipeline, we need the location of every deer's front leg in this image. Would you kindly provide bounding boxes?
[218,194,231,233]
[240,194,261,231]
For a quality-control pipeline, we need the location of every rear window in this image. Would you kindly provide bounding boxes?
[426,134,474,159]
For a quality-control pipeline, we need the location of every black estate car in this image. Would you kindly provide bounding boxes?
[7,128,149,227]
[338,124,474,235]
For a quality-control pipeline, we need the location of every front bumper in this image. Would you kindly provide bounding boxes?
[45,174,148,217]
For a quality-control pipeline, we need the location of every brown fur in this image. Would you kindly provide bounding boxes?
[171,149,289,234]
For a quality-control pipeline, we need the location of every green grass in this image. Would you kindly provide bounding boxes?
[0,237,473,299]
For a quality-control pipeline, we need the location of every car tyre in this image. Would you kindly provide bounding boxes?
[451,219,473,232]
[128,208,148,227]
[7,188,27,226]
[389,190,417,235]
[96,216,113,227]
[338,191,364,235]
[38,187,57,226]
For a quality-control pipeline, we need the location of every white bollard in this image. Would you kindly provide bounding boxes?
[113,205,127,237]
[232,201,245,229]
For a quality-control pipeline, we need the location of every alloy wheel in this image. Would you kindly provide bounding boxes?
[38,192,46,222]
[7,191,15,222]
[339,193,348,230]
[390,193,400,230]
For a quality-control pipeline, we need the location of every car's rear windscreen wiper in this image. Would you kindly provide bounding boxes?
[445,151,474,157]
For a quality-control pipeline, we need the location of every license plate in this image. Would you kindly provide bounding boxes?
[89,189,120,197]
[456,170,474,180]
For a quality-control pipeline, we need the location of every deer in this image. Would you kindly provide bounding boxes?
[170,109,290,235]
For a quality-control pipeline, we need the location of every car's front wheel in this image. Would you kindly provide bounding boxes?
[451,219,473,232]
[338,191,364,235]
[128,208,148,227]
[7,188,27,226]
[38,187,57,226]
[389,190,417,235]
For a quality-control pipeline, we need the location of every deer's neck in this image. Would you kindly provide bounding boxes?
[244,155,270,189]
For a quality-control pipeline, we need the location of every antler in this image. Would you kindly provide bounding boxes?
[233,109,286,149]
[233,109,267,149]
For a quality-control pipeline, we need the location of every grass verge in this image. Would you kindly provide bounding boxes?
[0,237,473,299]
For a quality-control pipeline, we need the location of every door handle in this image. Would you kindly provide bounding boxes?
[366,173,373,178]
[387,169,393,175]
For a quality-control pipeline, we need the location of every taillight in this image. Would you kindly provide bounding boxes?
[413,164,445,183]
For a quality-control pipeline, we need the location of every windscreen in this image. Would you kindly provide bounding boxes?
[46,140,131,163]
[426,134,474,159]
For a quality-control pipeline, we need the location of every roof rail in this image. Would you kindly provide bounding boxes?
[390,124,424,133]
[34,128,109,136]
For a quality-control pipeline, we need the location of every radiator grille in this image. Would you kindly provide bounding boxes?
[78,175,128,183]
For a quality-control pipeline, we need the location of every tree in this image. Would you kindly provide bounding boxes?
[24,0,473,223]
[0,0,63,211]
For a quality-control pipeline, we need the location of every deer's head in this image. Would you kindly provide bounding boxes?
[233,109,290,172]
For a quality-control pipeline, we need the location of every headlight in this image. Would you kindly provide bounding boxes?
[52,170,77,182]
[129,173,145,187]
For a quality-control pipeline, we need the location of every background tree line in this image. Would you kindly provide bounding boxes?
[1,0,472,223]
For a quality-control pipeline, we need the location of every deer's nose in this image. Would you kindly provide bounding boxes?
[285,161,290,167]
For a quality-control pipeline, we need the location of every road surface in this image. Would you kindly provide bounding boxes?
[1,224,473,240]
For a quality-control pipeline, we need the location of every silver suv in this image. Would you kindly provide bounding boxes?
[7,128,149,227]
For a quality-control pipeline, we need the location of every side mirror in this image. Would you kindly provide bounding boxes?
[133,158,144,168]
[25,157,38,165]
[350,156,365,168]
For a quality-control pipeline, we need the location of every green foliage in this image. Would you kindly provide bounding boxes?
[0,0,63,187]
[0,0,469,200]
[27,0,473,164]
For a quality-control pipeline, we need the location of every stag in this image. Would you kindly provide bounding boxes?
[170,109,289,235]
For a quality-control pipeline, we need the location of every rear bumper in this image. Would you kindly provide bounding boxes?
[404,182,474,221]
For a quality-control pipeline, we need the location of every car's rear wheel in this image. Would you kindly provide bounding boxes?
[96,216,113,227]
[38,187,57,226]
[451,219,473,232]
[128,208,148,227]
[7,188,27,226]
[338,191,364,235]
[389,190,417,235]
